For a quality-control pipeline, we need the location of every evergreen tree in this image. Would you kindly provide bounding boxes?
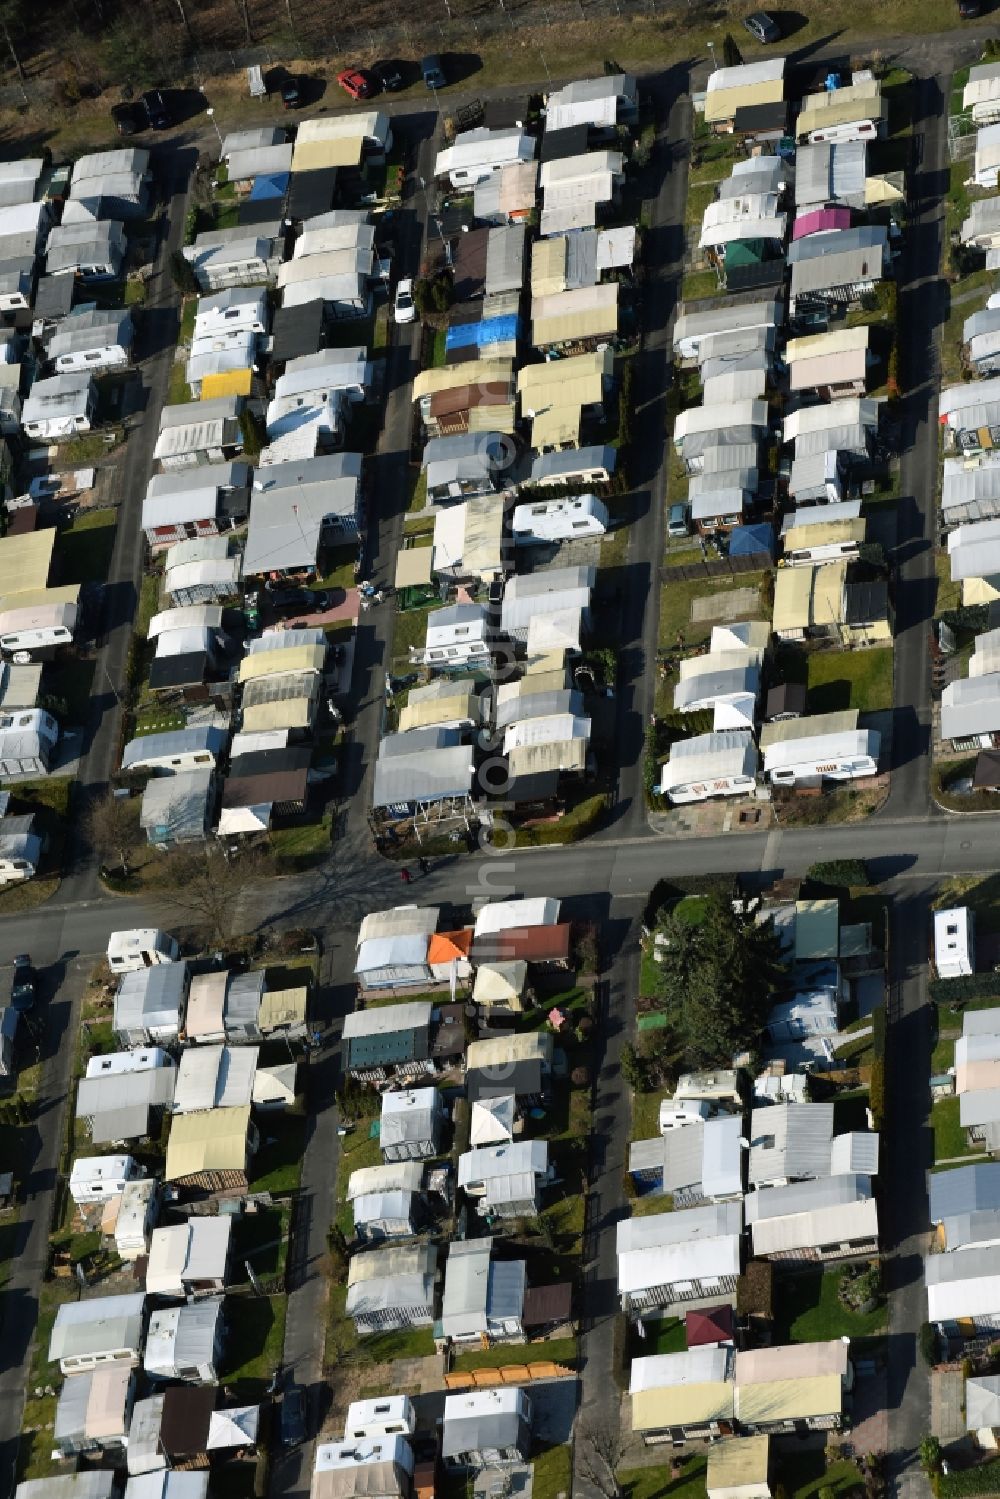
[652,889,785,1064]
[721,32,743,68]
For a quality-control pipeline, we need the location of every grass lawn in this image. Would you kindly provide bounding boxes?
[780,1454,864,1499]
[658,572,769,652]
[269,819,331,868]
[333,1107,382,1237]
[252,1110,307,1195]
[231,1204,291,1285]
[530,1439,569,1499]
[326,1280,436,1369]
[935,550,963,618]
[167,354,191,405]
[220,1292,287,1394]
[134,707,186,736]
[136,572,162,640]
[684,179,716,230]
[58,508,117,585]
[124,277,146,307]
[932,1029,956,1075]
[316,544,360,591]
[631,1088,661,1142]
[806,647,894,713]
[454,1335,578,1372]
[18,1275,79,1481]
[59,432,113,465]
[941,269,991,386]
[933,1095,978,1164]
[540,1182,585,1259]
[773,1266,887,1343]
[680,268,720,302]
[390,599,435,673]
[621,1457,707,1499]
[629,1316,686,1360]
[532,1444,572,1499]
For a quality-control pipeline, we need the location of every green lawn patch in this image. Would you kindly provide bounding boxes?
[658,571,770,653]
[18,1276,79,1481]
[124,278,147,307]
[684,179,716,231]
[252,1110,306,1195]
[680,268,720,302]
[933,1095,978,1164]
[134,708,186,736]
[269,819,331,869]
[219,1292,286,1394]
[391,599,434,673]
[935,550,963,618]
[58,508,117,585]
[780,1452,864,1499]
[59,432,112,465]
[628,1315,686,1360]
[640,947,661,1001]
[773,1266,886,1343]
[631,1088,661,1142]
[532,1444,572,1499]
[315,544,359,592]
[430,327,448,369]
[806,647,893,713]
[231,1204,290,1284]
[621,1456,707,1499]
[454,1335,577,1372]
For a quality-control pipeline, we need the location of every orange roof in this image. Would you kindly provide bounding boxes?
[428,928,473,964]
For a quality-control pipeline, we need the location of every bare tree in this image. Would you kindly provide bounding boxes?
[85,791,142,876]
[151,843,269,944]
[172,0,193,39]
[576,1416,626,1499]
[233,0,252,45]
[0,0,26,80]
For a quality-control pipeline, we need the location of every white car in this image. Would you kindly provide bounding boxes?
[394,277,416,325]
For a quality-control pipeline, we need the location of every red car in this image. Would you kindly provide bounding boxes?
[337,68,372,100]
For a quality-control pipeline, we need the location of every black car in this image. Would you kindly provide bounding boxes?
[111,101,145,137]
[266,586,331,616]
[743,10,782,42]
[373,59,405,92]
[280,1385,307,1446]
[958,0,983,16]
[142,89,171,129]
[10,955,35,1013]
[281,76,303,108]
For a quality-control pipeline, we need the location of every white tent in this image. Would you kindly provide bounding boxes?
[470,1094,516,1146]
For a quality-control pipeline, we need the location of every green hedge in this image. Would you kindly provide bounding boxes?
[930,975,1000,1006]
[937,1458,1000,1496]
[807,860,869,889]
[869,1004,887,1128]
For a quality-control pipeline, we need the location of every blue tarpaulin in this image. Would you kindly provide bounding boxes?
[445,314,520,352]
[728,523,775,559]
[250,171,290,202]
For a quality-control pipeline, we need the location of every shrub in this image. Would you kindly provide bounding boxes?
[807,859,869,889]
[170,251,198,296]
[930,974,1000,1006]
[919,1322,940,1366]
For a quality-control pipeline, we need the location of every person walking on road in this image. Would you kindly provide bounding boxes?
[400,867,412,885]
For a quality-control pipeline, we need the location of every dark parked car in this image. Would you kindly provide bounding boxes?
[421,54,446,89]
[111,101,145,137]
[266,585,331,616]
[281,76,303,108]
[743,10,782,42]
[281,1385,307,1446]
[9,956,35,1013]
[373,60,405,92]
[141,89,171,129]
[958,0,983,16]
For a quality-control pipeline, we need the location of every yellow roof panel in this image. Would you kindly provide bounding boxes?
[292,137,361,171]
[707,1435,770,1492]
[413,360,513,403]
[399,687,477,733]
[165,1104,250,1181]
[531,236,566,296]
[238,644,326,683]
[241,697,316,733]
[964,576,1000,605]
[532,409,583,448]
[395,545,433,590]
[0,529,55,595]
[202,368,253,399]
[632,1382,735,1430]
[259,985,308,1031]
[772,565,813,633]
[735,1372,842,1425]
[783,519,866,551]
[705,78,784,124]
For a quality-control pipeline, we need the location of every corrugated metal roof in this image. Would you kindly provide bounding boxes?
[930,1162,1000,1223]
[748,1102,834,1185]
[926,1243,1000,1321]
